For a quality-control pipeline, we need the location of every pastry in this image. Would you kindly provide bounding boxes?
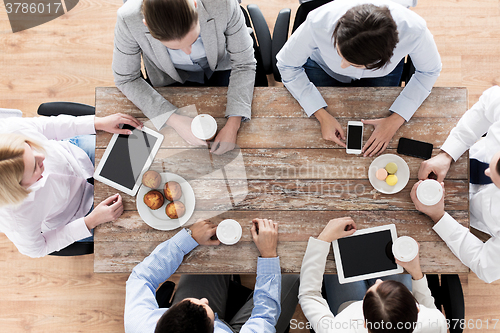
[142,170,162,189]
[166,201,186,219]
[143,190,164,210]
[386,174,398,186]
[385,162,398,174]
[164,181,182,201]
[376,168,388,181]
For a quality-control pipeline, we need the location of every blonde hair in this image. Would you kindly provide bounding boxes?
[0,134,45,206]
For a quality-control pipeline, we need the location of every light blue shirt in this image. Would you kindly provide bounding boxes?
[276,0,442,121]
[124,228,282,333]
[167,36,212,84]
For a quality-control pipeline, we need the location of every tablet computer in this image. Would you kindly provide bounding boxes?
[94,124,163,196]
[332,224,403,284]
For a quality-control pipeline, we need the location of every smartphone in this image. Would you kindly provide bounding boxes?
[346,121,363,154]
[397,137,433,160]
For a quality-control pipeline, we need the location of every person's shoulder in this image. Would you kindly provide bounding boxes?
[198,0,237,16]
[117,0,143,21]
[415,304,447,331]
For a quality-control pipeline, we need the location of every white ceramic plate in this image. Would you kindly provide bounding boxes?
[368,154,410,194]
[136,172,195,230]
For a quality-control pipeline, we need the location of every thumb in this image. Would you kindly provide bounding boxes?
[206,238,221,246]
[113,127,133,135]
[102,193,119,205]
[361,119,377,125]
[345,227,357,237]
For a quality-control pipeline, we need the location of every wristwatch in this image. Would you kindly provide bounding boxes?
[185,228,192,236]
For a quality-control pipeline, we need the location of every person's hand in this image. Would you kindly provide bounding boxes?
[84,193,123,230]
[94,114,143,134]
[251,218,278,258]
[317,217,357,243]
[210,116,241,155]
[410,180,446,222]
[314,108,346,147]
[189,219,220,245]
[418,152,453,182]
[396,243,424,280]
[166,113,208,146]
[362,113,405,157]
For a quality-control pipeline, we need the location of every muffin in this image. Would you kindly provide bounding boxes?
[166,201,186,219]
[144,190,164,210]
[142,170,162,189]
[164,181,182,201]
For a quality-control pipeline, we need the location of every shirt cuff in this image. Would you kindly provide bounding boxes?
[412,274,429,288]
[440,136,469,161]
[257,257,281,275]
[69,217,92,241]
[432,212,458,241]
[78,115,97,135]
[389,95,419,122]
[171,228,199,254]
[151,110,175,131]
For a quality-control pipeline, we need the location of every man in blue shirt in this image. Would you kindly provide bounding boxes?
[124,218,299,333]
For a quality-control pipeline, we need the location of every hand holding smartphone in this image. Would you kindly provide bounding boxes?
[346,121,364,154]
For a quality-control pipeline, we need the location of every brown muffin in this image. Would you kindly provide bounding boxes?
[142,170,162,189]
[164,181,182,201]
[143,190,164,210]
[166,201,186,219]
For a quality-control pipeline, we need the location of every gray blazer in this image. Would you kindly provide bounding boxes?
[112,0,256,130]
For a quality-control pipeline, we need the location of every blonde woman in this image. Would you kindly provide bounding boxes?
[0,113,142,257]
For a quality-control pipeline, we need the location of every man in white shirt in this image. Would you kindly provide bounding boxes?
[411,86,500,283]
[0,113,141,257]
[277,0,441,157]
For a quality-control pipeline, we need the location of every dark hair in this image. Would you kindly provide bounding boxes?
[496,158,500,177]
[142,0,198,41]
[363,280,418,333]
[155,299,214,333]
[333,4,399,70]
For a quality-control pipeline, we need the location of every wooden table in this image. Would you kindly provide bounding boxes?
[94,86,469,274]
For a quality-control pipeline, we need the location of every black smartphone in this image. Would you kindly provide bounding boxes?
[397,137,433,160]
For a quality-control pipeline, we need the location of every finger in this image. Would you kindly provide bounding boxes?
[361,119,376,125]
[364,139,379,157]
[102,193,120,205]
[362,135,376,154]
[345,227,356,236]
[329,135,346,148]
[120,114,143,128]
[250,223,258,239]
[206,239,221,246]
[210,140,220,153]
[337,126,346,141]
[369,141,384,157]
[375,142,389,156]
[110,194,123,208]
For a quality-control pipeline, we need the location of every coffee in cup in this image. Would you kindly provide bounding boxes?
[416,179,443,206]
[216,219,242,245]
[392,236,418,262]
[191,114,217,141]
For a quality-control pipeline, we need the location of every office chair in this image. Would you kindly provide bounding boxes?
[246,5,291,82]
[37,101,95,256]
[290,0,415,87]
[427,274,465,333]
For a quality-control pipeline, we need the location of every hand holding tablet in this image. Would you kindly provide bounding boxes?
[317,217,357,243]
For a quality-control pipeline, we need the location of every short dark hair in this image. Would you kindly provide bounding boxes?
[496,157,500,177]
[155,299,214,333]
[363,280,418,333]
[333,4,399,70]
[142,0,198,41]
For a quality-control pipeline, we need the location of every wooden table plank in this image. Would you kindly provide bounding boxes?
[95,148,468,180]
[95,210,469,243]
[95,87,467,119]
[94,241,468,274]
[96,117,463,149]
[95,179,469,212]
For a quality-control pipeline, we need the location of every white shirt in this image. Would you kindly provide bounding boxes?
[276,0,442,121]
[0,115,96,258]
[434,85,500,283]
[299,237,447,333]
[167,36,212,84]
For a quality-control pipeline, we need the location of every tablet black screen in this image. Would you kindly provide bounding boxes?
[338,230,396,278]
[99,125,158,190]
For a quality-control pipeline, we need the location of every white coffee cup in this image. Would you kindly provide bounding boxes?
[392,236,419,262]
[416,179,443,206]
[191,114,217,141]
[216,219,242,245]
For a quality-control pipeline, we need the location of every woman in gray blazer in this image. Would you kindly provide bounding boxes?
[113,0,256,154]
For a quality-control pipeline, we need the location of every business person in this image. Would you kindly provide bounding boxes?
[125,218,299,333]
[412,86,500,283]
[113,0,256,155]
[299,217,446,333]
[0,113,141,257]
[277,0,441,157]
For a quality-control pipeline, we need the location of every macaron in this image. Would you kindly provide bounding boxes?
[385,162,398,174]
[376,168,388,181]
[386,174,398,186]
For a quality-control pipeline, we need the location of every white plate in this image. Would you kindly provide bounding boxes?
[368,154,410,194]
[136,172,195,230]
